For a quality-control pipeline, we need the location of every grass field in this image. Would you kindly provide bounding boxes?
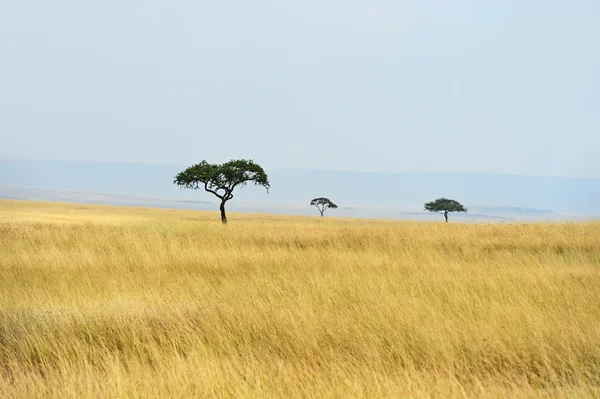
[1,200,600,398]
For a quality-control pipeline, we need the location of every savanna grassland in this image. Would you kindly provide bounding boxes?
[1,200,600,398]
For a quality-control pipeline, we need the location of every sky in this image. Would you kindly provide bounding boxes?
[1,0,598,177]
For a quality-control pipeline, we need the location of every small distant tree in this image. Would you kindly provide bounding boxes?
[174,159,270,224]
[424,198,467,222]
[310,197,338,217]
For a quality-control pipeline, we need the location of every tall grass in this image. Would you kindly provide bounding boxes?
[1,200,599,398]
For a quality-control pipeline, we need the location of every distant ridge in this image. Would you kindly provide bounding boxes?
[1,159,598,218]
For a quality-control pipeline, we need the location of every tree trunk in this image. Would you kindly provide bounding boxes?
[444,210,448,223]
[220,201,227,224]
[320,210,324,217]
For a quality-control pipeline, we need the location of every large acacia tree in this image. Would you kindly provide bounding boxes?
[174,159,270,224]
[424,198,467,222]
[310,197,338,217]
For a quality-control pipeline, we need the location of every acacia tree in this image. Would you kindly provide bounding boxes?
[310,197,338,217]
[424,198,467,222]
[174,159,270,224]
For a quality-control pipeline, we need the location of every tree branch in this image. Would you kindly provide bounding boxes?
[228,179,245,193]
[204,181,224,200]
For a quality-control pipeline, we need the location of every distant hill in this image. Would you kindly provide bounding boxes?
[1,159,598,218]
[261,169,599,216]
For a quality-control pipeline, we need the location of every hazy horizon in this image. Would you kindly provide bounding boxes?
[2,159,599,219]
[1,1,599,178]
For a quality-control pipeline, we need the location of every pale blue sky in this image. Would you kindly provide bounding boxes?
[1,1,598,177]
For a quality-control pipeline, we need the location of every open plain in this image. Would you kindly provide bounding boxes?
[1,200,599,398]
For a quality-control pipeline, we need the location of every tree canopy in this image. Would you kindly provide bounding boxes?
[310,197,338,217]
[424,198,467,222]
[174,159,269,223]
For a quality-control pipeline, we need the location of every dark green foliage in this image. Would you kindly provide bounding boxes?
[310,197,338,217]
[424,198,467,222]
[174,159,269,223]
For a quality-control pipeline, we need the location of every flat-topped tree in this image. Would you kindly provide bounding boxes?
[424,198,467,222]
[174,159,269,224]
[310,197,338,217]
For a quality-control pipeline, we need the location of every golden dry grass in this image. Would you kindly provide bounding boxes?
[1,199,600,398]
